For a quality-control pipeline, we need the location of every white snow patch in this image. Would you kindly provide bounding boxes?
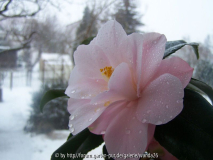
[0,70,104,160]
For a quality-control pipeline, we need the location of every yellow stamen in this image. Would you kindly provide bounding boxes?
[104,101,111,107]
[88,126,94,131]
[100,66,114,81]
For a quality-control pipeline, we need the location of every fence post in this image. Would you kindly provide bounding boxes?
[61,59,64,84]
[10,71,13,90]
[42,60,45,84]
[0,88,2,102]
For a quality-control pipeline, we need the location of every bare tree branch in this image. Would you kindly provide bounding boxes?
[0,0,41,20]
[0,31,36,54]
[0,0,12,14]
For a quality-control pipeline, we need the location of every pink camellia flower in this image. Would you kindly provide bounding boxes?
[65,20,193,159]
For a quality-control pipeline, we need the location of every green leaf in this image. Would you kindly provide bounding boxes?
[67,133,73,141]
[154,89,213,160]
[40,89,67,112]
[81,36,95,45]
[164,40,199,59]
[189,78,213,105]
[51,128,104,160]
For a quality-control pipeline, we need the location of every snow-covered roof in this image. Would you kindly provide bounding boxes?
[41,53,72,66]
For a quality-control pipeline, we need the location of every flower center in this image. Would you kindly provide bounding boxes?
[100,66,114,81]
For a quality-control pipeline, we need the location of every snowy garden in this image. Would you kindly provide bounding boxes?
[1,1,213,160]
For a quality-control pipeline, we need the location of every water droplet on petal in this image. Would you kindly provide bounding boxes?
[167,81,170,85]
[71,90,76,93]
[88,118,93,122]
[177,100,181,103]
[170,116,173,118]
[69,127,74,133]
[166,105,169,108]
[147,110,151,113]
[70,115,75,120]
[125,129,131,134]
[156,121,162,125]
[95,108,100,112]
[68,124,72,128]
[101,131,106,134]
[142,119,147,123]
[139,130,142,134]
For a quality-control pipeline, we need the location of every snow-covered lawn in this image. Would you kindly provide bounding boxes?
[0,70,103,160]
[0,86,70,160]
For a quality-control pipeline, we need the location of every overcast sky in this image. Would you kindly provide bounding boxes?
[141,0,213,43]
[48,0,213,43]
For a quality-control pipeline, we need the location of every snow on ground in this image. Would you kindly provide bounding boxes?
[0,68,104,160]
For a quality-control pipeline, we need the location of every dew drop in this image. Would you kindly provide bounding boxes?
[101,131,106,134]
[68,124,73,128]
[166,105,169,109]
[95,108,100,112]
[88,118,93,122]
[69,127,75,133]
[156,121,162,125]
[147,110,151,113]
[177,100,181,103]
[166,81,170,85]
[71,90,76,93]
[170,116,173,118]
[70,115,75,120]
[142,119,147,123]
[125,129,131,134]
[139,130,142,134]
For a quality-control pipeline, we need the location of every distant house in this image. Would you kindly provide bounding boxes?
[0,46,17,70]
[39,53,73,83]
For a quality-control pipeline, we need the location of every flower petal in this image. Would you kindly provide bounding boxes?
[104,104,155,159]
[147,138,178,160]
[91,62,137,105]
[65,67,108,99]
[117,33,167,96]
[132,33,166,95]
[136,73,184,125]
[67,98,106,135]
[74,44,111,79]
[91,20,127,67]
[153,56,193,88]
[89,101,125,134]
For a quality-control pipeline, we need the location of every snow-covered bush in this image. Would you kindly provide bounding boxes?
[24,83,69,133]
